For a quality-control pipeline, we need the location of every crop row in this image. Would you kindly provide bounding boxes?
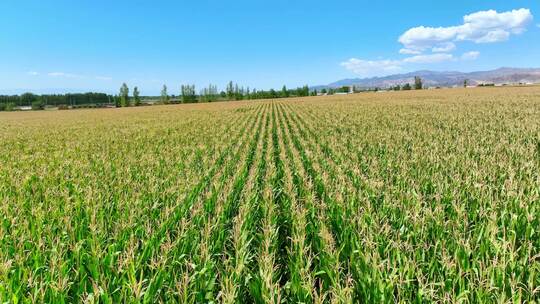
[1,89,539,303]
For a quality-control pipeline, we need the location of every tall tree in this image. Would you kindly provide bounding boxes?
[161,85,169,104]
[200,84,218,102]
[20,93,37,106]
[226,81,234,100]
[281,85,289,98]
[133,86,141,106]
[181,84,197,103]
[234,83,242,100]
[120,83,129,107]
[414,76,423,90]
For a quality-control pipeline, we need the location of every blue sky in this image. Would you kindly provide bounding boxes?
[1,0,539,95]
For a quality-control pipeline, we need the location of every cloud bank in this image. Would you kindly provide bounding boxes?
[461,51,480,60]
[342,8,533,77]
[399,8,533,53]
[342,52,477,76]
[340,59,402,77]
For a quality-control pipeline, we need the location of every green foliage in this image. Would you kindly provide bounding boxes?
[336,86,350,93]
[200,84,218,102]
[281,85,290,98]
[181,84,197,103]
[1,93,111,108]
[161,85,169,104]
[5,102,15,111]
[1,88,539,303]
[226,81,235,100]
[402,83,412,90]
[112,95,119,107]
[20,92,38,105]
[120,83,130,107]
[31,100,44,110]
[296,85,310,97]
[414,76,423,90]
[133,86,141,106]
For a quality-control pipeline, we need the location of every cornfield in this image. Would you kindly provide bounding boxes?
[0,87,539,303]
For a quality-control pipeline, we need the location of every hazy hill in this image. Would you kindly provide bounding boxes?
[317,68,540,89]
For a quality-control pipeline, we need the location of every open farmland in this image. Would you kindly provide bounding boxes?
[0,87,539,303]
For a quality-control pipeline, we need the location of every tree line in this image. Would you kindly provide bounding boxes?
[0,78,426,111]
[0,82,312,111]
[113,82,312,107]
[319,77,426,95]
[390,77,424,91]
[0,92,111,111]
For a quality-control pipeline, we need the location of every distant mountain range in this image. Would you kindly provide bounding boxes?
[316,67,540,89]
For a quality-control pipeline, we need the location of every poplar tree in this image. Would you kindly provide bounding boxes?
[120,83,129,107]
[281,85,289,98]
[414,76,423,90]
[161,85,169,104]
[201,84,218,102]
[133,86,141,106]
[226,81,234,100]
[181,84,197,103]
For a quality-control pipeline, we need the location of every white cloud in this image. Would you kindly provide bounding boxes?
[471,29,510,43]
[461,51,480,60]
[48,72,82,78]
[341,58,402,77]
[399,8,533,51]
[403,53,454,64]
[342,54,454,76]
[342,9,529,77]
[399,48,422,55]
[432,42,456,53]
[27,71,39,76]
[342,52,480,76]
